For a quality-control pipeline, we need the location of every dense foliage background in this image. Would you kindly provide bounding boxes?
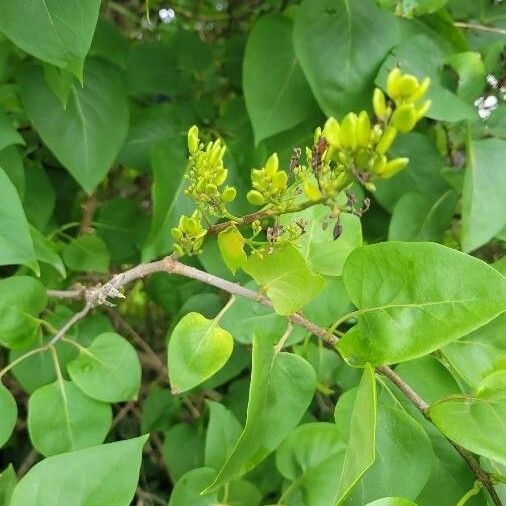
[0,0,505,505]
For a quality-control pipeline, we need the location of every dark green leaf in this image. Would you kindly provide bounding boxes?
[19,59,129,194]
[294,0,400,116]
[0,167,37,273]
[244,15,318,144]
[461,138,506,252]
[0,0,101,77]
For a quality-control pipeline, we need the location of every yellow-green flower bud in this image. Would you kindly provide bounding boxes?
[372,154,387,175]
[415,100,432,121]
[221,186,236,202]
[392,103,417,133]
[356,111,371,148]
[264,153,279,177]
[378,157,409,178]
[247,190,266,206]
[171,228,182,240]
[341,112,358,150]
[373,88,387,119]
[323,117,342,148]
[303,180,322,201]
[386,67,402,99]
[410,77,431,102]
[398,74,419,97]
[214,169,228,186]
[183,216,198,234]
[187,125,199,154]
[272,171,288,191]
[206,184,218,194]
[376,126,397,155]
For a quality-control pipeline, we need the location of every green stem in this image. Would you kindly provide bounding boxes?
[214,295,236,323]
[456,481,483,506]
[0,346,49,379]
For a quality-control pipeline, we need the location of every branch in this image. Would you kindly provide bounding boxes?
[46,256,501,503]
[207,197,326,235]
[454,21,506,36]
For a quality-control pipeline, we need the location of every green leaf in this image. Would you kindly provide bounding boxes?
[19,58,129,194]
[0,276,47,349]
[243,14,318,144]
[62,233,110,273]
[388,190,457,242]
[430,372,506,465]
[294,0,400,116]
[203,332,316,492]
[0,464,16,506]
[442,314,506,389]
[345,405,433,503]
[337,242,506,366]
[95,198,149,264]
[30,226,66,277]
[365,499,418,506]
[0,0,101,77]
[167,312,234,394]
[281,207,362,277]
[0,383,16,448]
[220,282,303,345]
[333,363,376,504]
[218,226,248,275]
[0,167,37,273]
[446,52,486,103]
[142,141,193,262]
[275,422,346,505]
[244,245,325,315]
[205,401,243,471]
[374,133,449,212]
[28,380,112,456]
[169,468,262,506]
[22,162,55,231]
[0,110,23,151]
[163,423,205,482]
[141,385,181,433]
[0,146,24,198]
[461,138,506,252]
[10,435,148,506]
[68,332,142,403]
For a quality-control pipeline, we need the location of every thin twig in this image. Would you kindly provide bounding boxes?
[79,195,98,235]
[46,256,501,502]
[454,22,506,36]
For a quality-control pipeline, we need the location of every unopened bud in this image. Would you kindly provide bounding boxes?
[376,126,397,155]
[392,103,417,133]
[341,112,358,150]
[247,190,266,206]
[187,125,199,153]
[323,117,342,148]
[373,88,387,119]
[386,67,402,99]
[221,186,236,202]
[303,180,322,201]
[356,111,371,148]
[264,153,279,177]
[378,157,409,178]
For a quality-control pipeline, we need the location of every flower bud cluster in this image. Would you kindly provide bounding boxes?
[185,126,236,216]
[298,68,431,197]
[171,211,207,257]
[246,153,289,208]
